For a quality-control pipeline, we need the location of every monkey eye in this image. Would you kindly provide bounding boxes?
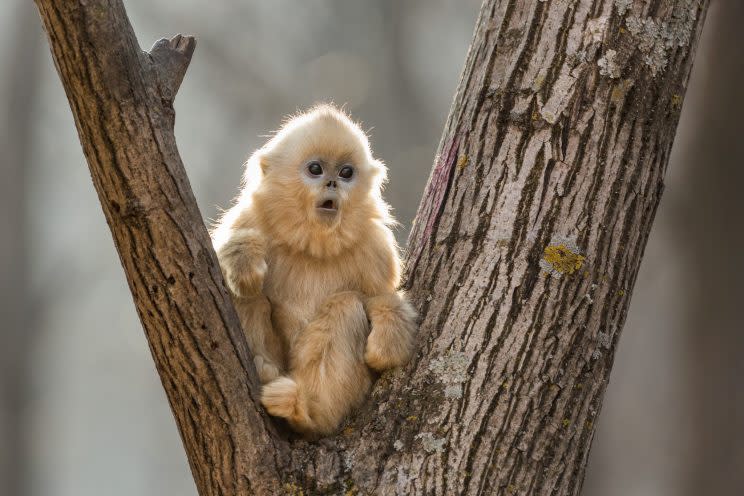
[307,161,323,176]
[338,165,354,180]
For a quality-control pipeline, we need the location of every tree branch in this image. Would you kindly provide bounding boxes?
[33,1,283,494]
[148,34,196,102]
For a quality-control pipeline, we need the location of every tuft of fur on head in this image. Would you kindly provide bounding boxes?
[239,104,393,259]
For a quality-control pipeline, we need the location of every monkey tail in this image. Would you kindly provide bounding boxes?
[261,376,315,432]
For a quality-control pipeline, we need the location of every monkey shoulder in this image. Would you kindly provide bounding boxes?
[349,224,400,295]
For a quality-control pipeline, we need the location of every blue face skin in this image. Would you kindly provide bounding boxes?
[300,158,357,221]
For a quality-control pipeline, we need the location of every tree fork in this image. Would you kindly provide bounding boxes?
[34,0,709,495]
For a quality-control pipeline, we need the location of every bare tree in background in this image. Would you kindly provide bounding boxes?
[32,0,709,494]
[675,1,744,493]
[0,4,43,496]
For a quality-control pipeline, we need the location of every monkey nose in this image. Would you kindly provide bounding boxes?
[326,180,337,189]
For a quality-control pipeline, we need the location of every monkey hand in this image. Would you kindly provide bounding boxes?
[215,228,267,298]
[364,292,417,371]
[222,256,267,298]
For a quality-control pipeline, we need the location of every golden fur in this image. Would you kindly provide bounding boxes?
[212,105,416,437]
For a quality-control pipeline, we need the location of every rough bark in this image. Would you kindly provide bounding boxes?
[34,0,708,495]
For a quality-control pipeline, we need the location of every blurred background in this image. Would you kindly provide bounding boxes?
[0,1,742,495]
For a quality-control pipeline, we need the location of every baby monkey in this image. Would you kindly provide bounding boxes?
[212,105,416,437]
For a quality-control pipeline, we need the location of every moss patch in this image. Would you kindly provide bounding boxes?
[542,243,585,275]
[456,154,469,171]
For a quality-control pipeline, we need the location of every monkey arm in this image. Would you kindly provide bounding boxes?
[215,223,284,383]
[214,224,268,298]
[235,295,286,384]
[363,291,417,371]
[212,206,282,383]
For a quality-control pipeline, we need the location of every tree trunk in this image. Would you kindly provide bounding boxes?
[33,0,708,495]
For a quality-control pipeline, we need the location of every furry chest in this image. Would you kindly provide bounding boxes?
[263,252,360,341]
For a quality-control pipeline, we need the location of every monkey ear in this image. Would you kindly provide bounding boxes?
[369,159,388,188]
[241,150,267,195]
[255,150,270,174]
[244,149,273,176]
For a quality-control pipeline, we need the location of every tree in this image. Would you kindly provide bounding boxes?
[1,3,43,495]
[33,0,709,494]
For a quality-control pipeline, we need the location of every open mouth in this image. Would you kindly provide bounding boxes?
[317,198,337,212]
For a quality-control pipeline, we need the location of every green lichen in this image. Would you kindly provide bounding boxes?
[671,94,683,109]
[532,73,546,91]
[428,350,469,399]
[542,243,585,275]
[610,79,634,104]
[592,330,613,359]
[614,0,632,16]
[624,0,698,76]
[284,482,304,496]
[456,154,469,171]
[415,432,446,454]
[598,49,620,78]
[344,480,358,496]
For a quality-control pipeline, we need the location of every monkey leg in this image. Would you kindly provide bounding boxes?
[261,291,372,436]
[364,291,417,371]
[235,295,286,384]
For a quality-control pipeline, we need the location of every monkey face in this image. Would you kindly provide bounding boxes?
[299,157,362,225]
[250,105,392,257]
